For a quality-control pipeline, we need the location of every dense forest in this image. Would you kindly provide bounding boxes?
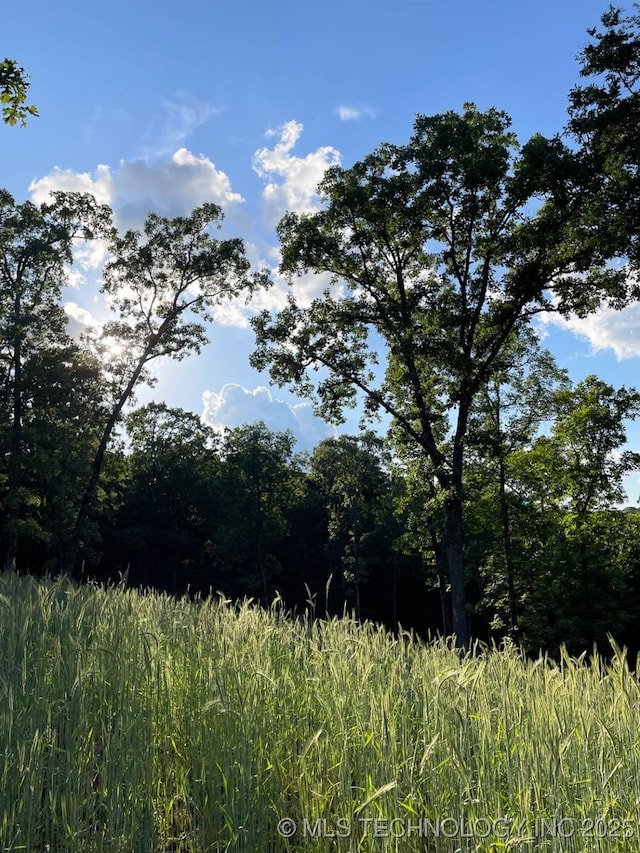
[2,6,640,657]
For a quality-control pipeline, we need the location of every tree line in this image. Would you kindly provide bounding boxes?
[1,6,640,654]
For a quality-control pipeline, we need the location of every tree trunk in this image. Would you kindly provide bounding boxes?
[443,494,470,649]
[354,580,361,621]
[578,525,593,648]
[436,430,470,649]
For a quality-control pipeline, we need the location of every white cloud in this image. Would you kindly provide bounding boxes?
[537,301,640,360]
[253,120,340,223]
[64,301,100,327]
[66,269,85,290]
[63,301,101,338]
[30,164,114,206]
[207,297,262,329]
[202,383,333,451]
[30,148,242,231]
[116,147,243,228]
[334,104,376,121]
[30,92,228,219]
[73,237,111,270]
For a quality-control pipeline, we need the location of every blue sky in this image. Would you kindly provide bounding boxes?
[3,0,640,500]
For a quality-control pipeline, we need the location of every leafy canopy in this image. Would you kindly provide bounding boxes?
[252,104,627,471]
[0,59,38,126]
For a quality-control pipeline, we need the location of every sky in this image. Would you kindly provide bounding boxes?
[3,0,640,501]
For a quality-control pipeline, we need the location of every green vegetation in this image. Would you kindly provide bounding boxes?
[251,2,640,646]
[3,6,640,850]
[1,573,639,852]
[0,59,37,127]
[2,10,640,650]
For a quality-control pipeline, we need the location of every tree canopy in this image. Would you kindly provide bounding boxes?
[251,100,638,647]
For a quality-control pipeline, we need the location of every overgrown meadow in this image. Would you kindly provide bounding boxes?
[1,573,639,852]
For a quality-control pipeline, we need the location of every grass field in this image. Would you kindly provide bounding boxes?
[0,572,639,852]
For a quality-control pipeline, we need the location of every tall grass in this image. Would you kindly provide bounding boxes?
[0,572,639,851]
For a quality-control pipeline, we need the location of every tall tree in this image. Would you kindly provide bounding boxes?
[0,190,111,570]
[251,104,628,646]
[69,204,268,567]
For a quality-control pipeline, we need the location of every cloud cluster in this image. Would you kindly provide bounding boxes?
[31,93,233,228]
[116,148,243,230]
[63,301,101,338]
[202,383,333,451]
[537,301,640,360]
[30,116,346,332]
[64,301,99,327]
[30,148,241,231]
[30,164,114,206]
[253,120,340,224]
